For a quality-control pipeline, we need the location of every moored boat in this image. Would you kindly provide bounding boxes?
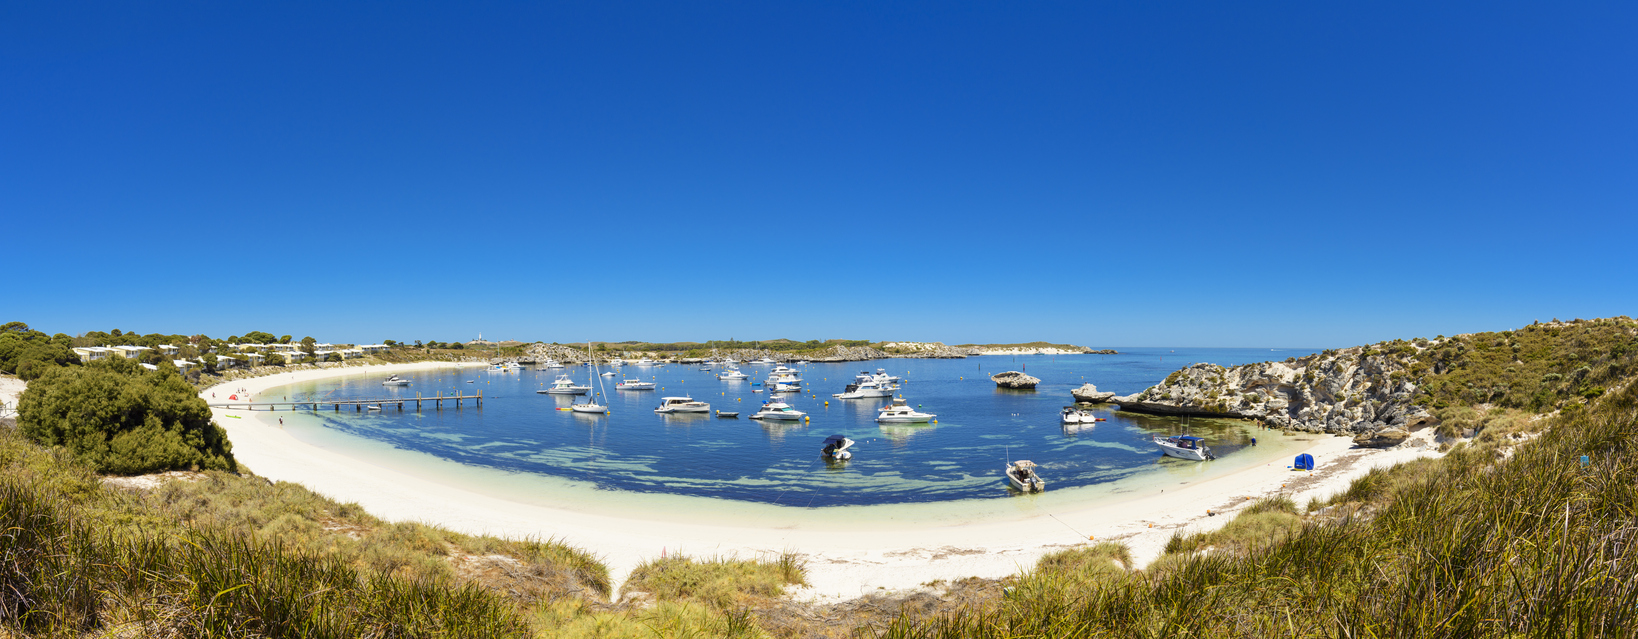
[540,374,590,395]
[655,396,711,413]
[1007,460,1045,492]
[617,378,656,390]
[382,375,410,386]
[750,400,806,421]
[821,434,854,460]
[876,397,935,423]
[1154,435,1214,461]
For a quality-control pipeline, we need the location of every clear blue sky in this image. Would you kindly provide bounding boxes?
[4,2,1634,347]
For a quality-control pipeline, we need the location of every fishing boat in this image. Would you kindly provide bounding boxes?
[876,397,935,423]
[750,399,806,421]
[717,365,749,380]
[1154,435,1215,461]
[381,375,410,386]
[820,435,854,460]
[540,374,590,395]
[655,396,711,413]
[1006,460,1045,492]
[833,378,896,399]
[570,343,609,414]
[617,378,656,390]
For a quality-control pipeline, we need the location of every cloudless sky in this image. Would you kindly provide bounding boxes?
[4,2,1634,347]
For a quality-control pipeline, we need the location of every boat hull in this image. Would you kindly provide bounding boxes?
[656,406,710,413]
[545,388,590,395]
[754,412,805,421]
[571,405,607,413]
[1155,442,1210,461]
[876,414,934,423]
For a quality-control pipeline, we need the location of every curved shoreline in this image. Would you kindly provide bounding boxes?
[202,362,1439,599]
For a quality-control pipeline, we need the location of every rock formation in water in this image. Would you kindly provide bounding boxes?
[991,371,1040,389]
[1111,344,1440,434]
[1071,383,1116,403]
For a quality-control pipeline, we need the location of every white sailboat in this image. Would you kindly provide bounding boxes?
[571,342,608,414]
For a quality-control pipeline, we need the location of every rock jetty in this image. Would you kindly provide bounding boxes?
[1070,383,1115,403]
[1108,344,1440,435]
[991,371,1040,389]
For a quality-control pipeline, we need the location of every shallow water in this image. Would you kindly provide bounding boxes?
[255,348,1315,512]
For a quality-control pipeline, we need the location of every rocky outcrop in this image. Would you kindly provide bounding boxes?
[1110,343,1438,435]
[1353,428,1411,448]
[992,371,1040,389]
[1071,383,1116,403]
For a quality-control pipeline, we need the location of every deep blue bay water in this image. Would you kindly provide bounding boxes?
[262,348,1317,509]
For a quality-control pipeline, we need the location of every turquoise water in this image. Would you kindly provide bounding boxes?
[260,348,1313,507]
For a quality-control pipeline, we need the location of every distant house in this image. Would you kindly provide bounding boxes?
[215,355,242,370]
[172,359,196,374]
[111,345,151,359]
[268,343,302,353]
[237,343,267,352]
[243,353,265,366]
[340,348,364,359]
[359,344,390,355]
[157,344,180,356]
[72,346,116,362]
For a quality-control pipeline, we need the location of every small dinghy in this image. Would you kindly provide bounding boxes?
[365,405,382,411]
[716,411,739,418]
[821,434,854,460]
[1007,460,1045,492]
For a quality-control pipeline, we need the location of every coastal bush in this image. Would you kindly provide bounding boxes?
[622,551,809,611]
[17,358,234,475]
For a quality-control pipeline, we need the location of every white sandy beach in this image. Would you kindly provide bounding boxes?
[203,362,1439,600]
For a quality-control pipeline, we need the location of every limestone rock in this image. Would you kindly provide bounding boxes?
[991,371,1040,389]
[1353,428,1411,448]
[1071,383,1116,403]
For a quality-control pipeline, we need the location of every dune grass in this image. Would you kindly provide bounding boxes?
[873,382,1638,637]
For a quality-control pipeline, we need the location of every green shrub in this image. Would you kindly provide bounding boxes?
[17,358,234,475]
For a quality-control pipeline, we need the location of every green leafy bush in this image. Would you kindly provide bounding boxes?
[17,358,234,475]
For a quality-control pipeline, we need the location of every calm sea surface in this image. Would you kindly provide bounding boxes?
[260,348,1314,508]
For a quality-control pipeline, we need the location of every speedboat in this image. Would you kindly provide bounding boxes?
[617,378,656,390]
[1154,435,1215,461]
[717,366,749,380]
[606,358,625,366]
[655,396,711,413]
[635,358,658,366]
[833,379,896,399]
[750,356,777,365]
[1007,460,1046,492]
[540,374,590,395]
[600,371,617,377]
[820,434,854,460]
[382,375,410,386]
[875,397,935,423]
[543,360,564,369]
[767,373,802,387]
[750,400,806,421]
[771,382,802,393]
[1060,407,1103,424]
[366,405,382,411]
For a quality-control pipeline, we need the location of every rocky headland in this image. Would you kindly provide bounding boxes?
[1101,344,1439,436]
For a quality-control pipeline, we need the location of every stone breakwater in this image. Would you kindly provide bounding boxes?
[1103,345,1438,435]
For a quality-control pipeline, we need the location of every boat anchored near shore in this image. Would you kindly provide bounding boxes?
[1154,435,1215,461]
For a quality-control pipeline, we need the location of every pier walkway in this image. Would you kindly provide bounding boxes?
[207,391,483,412]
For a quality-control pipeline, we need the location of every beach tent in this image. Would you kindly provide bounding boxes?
[1294,453,1315,471]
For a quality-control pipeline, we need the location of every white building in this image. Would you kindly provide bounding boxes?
[237,343,267,352]
[340,348,364,359]
[72,346,116,362]
[172,359,196,374]
[359,344,391,355]
[112,345,151,359]
[215,355,243,370]
[157,344,180,356]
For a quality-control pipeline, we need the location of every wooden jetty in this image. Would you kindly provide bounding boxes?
[208,391,482,412]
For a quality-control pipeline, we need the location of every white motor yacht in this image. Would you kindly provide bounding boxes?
[750,356,777,365]
[543,360,564,369]
[771,382,802,393]
[833,379,896,399]
[635,358,658,366]
[1060,407,1102,424]
[1007,460,1046,492]
[382,375,411,387]
[875,397,936,423]
[750,400,806,421]
[767,372,802,387]
[617,378,656,390]
[655,396,711,413]
[875,368,902,383]
[1154,435,1214,461]
[600,371,618,377]
[606,358,625,366]
[717,366,749,380]
[540,374,590,395]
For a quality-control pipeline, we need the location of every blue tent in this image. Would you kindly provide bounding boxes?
[1294,453,1315,471]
